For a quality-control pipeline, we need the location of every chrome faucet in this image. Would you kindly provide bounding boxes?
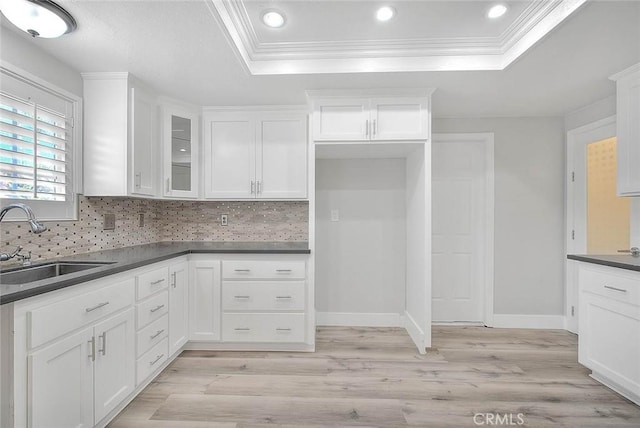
[0,203,48,234]
[0,203,47,263]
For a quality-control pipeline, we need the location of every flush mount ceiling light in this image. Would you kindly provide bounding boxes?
[0,0,77,38]
[487,4,508,19]
[376,6,396,22]
[262,10,285,28]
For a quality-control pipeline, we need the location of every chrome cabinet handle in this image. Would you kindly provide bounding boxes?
[150,354,164,366]
[234,269,250,272]
[135,173,141,188]
[251,181,255,194]
[234,328,250,331]
[365,119,369,137]
[234,295,251,299]
[257,181,261,194]
[166,178,171,193]
[373,119,377,137]
[150,278,165,285]
[88,336,96,361]
[276,269,292,273]
[604,285,627,293]
[98,332,107,356]
[618,247,640,257]
[150,329,165,340]
[276,296,292,300]
[86,301,109,313]
[276,328,291,332]
[171,272,177,288]
[150,304,165,313]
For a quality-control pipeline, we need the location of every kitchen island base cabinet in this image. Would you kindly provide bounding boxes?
[578,263,640,405]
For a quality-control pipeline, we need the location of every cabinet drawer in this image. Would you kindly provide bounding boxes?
[136,337,168,386]
[580,265,640,307]
[137,266,169,301]
[136,313,168,358]
[29,278,134,349]
[222,313,305,343]
[222,281,305,311]
[137,291,169,329]
[222,260,305,280]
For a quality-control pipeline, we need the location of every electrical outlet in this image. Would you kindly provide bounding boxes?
[103,213,115,230]
[331,210,339,222]
[221,214,228,226]
[138,213,144,227]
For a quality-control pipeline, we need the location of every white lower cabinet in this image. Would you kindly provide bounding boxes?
[134,265,169,387]
[222,313,305,343]
[169,261,189,354]
[189,260,221,341]
[11,253,311,428]
[578,263,640,405]
[29,327,94,428]
[220,258,307,345]
[28,308,135,428]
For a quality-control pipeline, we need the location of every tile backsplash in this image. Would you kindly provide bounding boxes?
[0,196,308,263]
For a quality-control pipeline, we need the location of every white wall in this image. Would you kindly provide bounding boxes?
[433,118,565,316]
[315,158,407,319]
[564,96,615,132]
[0,26,83,96]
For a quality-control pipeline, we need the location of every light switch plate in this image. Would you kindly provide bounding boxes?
[103,213,116,230]
[138,213,144,227]
[221,214,228,226]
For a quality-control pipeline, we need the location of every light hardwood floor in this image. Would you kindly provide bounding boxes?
[108,326,640,427]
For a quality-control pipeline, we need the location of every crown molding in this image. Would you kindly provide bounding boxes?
[208,0,587,74]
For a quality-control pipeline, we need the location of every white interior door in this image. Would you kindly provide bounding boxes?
[432,134,491,323]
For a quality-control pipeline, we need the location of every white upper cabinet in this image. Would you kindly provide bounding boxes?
[204,112,256,199]
[82,73,158,197]
[611,63,640,196]
[312,95,430,141]
[204,109,308,199]
[257,112,308,199]
[312,98,369,141]
[161,101,200,198]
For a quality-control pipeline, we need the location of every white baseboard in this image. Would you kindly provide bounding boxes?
[492,314,565,329]
[316,312,403,327]
[402,311,426,354]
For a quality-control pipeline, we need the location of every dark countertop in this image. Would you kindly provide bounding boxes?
[567,254,640,272]
[0,241,310,305]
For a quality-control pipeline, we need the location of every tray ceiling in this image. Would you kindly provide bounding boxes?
[210,0,587,74]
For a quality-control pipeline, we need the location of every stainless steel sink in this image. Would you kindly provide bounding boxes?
[0,261,114,284]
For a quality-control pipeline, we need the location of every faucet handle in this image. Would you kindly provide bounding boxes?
[17,250,32,266]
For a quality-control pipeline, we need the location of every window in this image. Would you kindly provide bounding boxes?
[0,66,79,220]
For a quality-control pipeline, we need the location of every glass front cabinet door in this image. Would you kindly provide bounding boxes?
[162,103,199,198]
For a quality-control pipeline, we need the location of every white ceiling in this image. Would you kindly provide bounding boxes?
[216,0,587,73]
[1,0,639,118]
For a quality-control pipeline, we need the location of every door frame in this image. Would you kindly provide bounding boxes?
[432,133,495,327]
[565,116,616,333]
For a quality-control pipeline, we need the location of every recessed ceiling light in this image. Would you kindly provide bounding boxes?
[487,4,508,19]
[0,0,77,38]
[262,10,285,28]
[376,6,396,22]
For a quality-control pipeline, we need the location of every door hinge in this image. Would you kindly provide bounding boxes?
[571,306,575,316]
[571,230,575,240]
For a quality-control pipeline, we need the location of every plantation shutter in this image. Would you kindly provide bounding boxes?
[0,75,73,202]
